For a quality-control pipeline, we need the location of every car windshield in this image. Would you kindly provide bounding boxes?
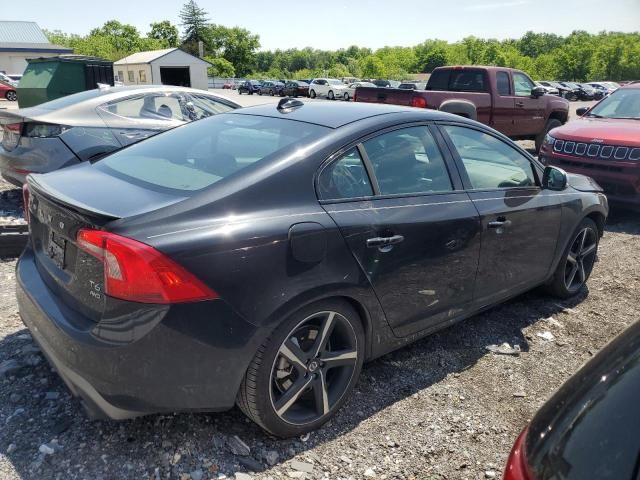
[95,114,328,194]
[587,88,640,119]
[328,79,343,86]
[605,82,621,89]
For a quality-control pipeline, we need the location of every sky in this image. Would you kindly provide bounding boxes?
[6,0,640,51]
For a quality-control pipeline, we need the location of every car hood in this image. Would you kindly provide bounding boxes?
[552,118,640,146]
[567,172,604,193]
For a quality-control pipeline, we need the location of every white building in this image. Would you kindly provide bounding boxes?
[0,21,72,75]
[114,48,210,91]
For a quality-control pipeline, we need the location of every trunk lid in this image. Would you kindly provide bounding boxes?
[26,167,187,323]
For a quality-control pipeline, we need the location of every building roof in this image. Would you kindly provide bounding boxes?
[0,20,71,53]
[0,21,49,44]
[114,48,210,65]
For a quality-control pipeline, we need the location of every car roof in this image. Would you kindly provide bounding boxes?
[227,101,457,129]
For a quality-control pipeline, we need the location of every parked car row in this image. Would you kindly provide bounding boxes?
[538,80,620,100]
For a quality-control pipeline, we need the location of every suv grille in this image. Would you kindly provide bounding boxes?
[553,139,640,161]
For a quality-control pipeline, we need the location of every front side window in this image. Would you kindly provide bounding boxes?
[96,115,328,193]
[186,94,235,119]
[443,125,536,190]
[318,149,373,200]
[364,126,452,196]
[513,72,534,97]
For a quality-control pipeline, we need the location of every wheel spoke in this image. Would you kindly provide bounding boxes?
[566,263,578,288]
[320,349,358,368]
[313,370,330,416]
[274,376,314,417]
[279,339,309,372]
[577,259,586,283]
[312,312,336,357]
[567,252,577,264]
[581,243,596,257]
[579,229,588,251]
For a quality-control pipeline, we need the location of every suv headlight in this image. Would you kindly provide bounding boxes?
[543,133,556,147]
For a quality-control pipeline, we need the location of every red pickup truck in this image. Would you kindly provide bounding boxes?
[354,66,570,151]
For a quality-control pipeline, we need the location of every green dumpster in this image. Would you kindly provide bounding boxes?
[17,55,114,108]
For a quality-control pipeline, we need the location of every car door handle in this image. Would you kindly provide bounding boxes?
[366,235,404,248]
[515,101,524,107]
[488,217,512,228]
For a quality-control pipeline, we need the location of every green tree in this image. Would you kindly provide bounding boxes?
[204,56,235,77]
[360,55,386,78]
[204,25,260,77]
[149,21,179,48]
[89,20,141,52]
[179,0,210,44]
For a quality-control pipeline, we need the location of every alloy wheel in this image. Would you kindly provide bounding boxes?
[269,311,358,425]
[564,227,597,292]
[6,91,17,101]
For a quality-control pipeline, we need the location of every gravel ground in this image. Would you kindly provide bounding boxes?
[0,99,634,480]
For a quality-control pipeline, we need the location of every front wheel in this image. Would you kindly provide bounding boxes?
[237,299,364,437]
[328,90,335,100]
[546,218,599,299]
[5,91,17,101]
[343,92,350,101]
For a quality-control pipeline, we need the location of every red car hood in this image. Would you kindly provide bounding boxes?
[552,117,640,146]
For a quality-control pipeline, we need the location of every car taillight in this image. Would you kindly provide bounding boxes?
[76,229,219,304]
[22,184,30,223]
[23,122,67,138]
[411,96,427,108]
[504,427,534,480]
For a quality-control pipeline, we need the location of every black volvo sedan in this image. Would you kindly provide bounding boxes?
[17,99,608,437]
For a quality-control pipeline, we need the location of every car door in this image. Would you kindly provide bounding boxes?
[318,124,482,337]
[491,70,517,136]
[511,71,546,136]
[439,123,563,307]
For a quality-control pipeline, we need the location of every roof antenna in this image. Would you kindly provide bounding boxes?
[277,97,304,113]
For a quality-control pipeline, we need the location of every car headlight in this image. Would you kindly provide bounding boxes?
[543,133,556,147]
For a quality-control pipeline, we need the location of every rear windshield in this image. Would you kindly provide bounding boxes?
[427,69,487,92]
[95,114,328,193]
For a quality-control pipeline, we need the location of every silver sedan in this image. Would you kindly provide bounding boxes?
[0,85,239,186]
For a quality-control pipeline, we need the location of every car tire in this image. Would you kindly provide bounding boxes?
[310,89,316,99]
[546,217,599,299]
[535,118,563,152]
[343,92,350,101]
[5,91,17,101]
[270,89,274,96]
[237,298,365,437]
[328,90,335,100]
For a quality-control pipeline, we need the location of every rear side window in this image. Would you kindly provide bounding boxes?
[449,70,487,92]
[96,115,327,193]
[497,72,511,96]
[364,126,452,196]
[318,149,373,200]
[101,94,185,121]
[443,125,536,189]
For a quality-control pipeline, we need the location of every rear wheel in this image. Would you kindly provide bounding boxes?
[237,299,364,437]
[535,118,563,152]
[310,89,316,99]
[5,91,17,101]
[546,218,599,299]
[343,92,350,101]
[270,89,275,96]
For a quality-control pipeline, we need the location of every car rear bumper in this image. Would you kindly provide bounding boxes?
[544,154,640,205]
[17,247,264,419]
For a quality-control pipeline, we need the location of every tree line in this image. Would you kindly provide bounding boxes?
[45,0,640,81]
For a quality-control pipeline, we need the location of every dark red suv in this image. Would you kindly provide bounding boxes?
[539,83,640,207]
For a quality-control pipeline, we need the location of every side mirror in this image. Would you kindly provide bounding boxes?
[532,86,546,98]
[576,107,589,117]
[542,166,568,191]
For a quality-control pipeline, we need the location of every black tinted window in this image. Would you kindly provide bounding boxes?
[97,115,327,193]
[443,126,535,189]
[449,70,487,92]
[497,72,511,96]
[318,149,373,200]
[426,70,450,90]
[364,126,452,195]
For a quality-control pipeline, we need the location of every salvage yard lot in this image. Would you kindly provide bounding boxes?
[0,96,632,480]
